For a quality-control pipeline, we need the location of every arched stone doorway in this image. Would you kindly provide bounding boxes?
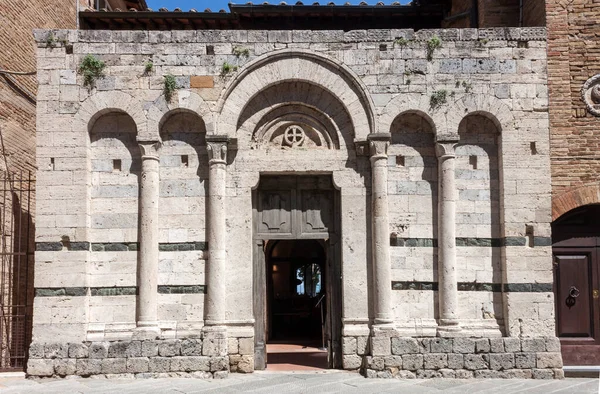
[552,204,600,365]
[252,175,342,371]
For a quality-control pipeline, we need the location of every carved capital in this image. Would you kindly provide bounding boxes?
[435,142,457,159]
[367,133,391,160]
[138,141,161,161]
[206,135,230,165]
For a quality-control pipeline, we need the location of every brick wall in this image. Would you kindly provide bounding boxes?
[547,0,600,207]
[0,0,79,175]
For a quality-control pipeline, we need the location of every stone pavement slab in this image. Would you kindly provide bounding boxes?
[0,372,598,394]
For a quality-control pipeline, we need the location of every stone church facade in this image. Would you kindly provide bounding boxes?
[28,18,563,378]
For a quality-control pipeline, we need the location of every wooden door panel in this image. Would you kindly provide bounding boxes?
[253,240,267,370]
[561,345,600,365]
[554,253,594,338]
[257,190,293,235]
[300,190,332,235]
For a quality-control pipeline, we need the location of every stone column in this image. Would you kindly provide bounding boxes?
[368,133,394,326]
[204,136,229,327]
[136,140,161,334]
[436,141,461,335]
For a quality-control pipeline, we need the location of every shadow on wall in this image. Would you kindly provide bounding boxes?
[0,172,35,370]
[457,114,503,328]
[389,111,438,319]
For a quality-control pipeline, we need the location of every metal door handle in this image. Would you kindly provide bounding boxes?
[569,286,580,298]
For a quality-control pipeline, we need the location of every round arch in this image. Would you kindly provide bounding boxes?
[72,90,146,135]
[215,48,377,140]
[552,184,600,221]
[379,92,441,136]
[146,90,213,141]
[445,94,515,138]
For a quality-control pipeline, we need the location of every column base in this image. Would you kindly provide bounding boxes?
[436,320,462,337]
[371,321,396,335]
[202,325,228,357]
[133,322,161,340]
[373,317,395,326]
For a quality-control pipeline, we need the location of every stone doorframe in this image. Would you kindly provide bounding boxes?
[251,174,342,370]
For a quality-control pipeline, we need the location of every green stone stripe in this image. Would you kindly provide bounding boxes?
[390,237,552,247]
[456,238,503,247]
[90,286,138,296]
[392,281,553,292]
[157,285,206,294]
[35,242,63,251]
[91,243,138,251]
[392,281,438,291]
[158,242,207,252]
[35,287,87,297]
[390,238,437,247]
[503,283,553,292]
[35,242,210,252]
[36,285,207,297]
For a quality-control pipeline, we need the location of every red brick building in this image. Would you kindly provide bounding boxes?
[548,0,600,367]
[0,0,145,371]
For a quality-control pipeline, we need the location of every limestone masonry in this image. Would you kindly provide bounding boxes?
[29,26,560,379]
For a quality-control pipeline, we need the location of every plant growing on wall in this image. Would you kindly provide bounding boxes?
[46,32,57,48]
[78,54,106,89]
[430,89,448,110]
[461,80,473,93]
[144,61,153,75]
[394,37,409,47]
[426,36,442,61]
[232,46,250,58]
[163,74,177,102]
[220,62,238,78]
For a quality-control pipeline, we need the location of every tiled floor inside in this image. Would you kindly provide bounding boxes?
[266,341,328,371]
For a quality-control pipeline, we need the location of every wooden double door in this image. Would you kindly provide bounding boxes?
[552,205,600,365]
[252,175,342,370]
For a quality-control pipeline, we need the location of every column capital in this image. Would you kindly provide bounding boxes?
[138,140,161,161]
[435,141,457,159]
[367,133,391,160]
[206,135,231,165]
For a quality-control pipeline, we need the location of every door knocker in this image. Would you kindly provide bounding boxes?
[565,285,580,308]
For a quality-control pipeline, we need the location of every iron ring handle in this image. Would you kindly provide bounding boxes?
[569,286,580,298]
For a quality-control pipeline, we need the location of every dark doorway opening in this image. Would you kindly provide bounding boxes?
[265,239,328,370]
[252,175,342,371]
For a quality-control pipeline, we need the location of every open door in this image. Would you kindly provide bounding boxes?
[253,239,267,370]
[326,237,342,368]
[252,175,342,370]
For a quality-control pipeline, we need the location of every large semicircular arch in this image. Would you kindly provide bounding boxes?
[215,48,377,140]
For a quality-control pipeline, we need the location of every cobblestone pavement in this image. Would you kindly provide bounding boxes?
[0,371,598,394]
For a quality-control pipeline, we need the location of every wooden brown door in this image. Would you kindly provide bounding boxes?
[553,248,600,364]
[552,205,600,365]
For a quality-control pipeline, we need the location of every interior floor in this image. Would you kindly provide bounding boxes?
[266,342,328,371]
[266,240,328,370]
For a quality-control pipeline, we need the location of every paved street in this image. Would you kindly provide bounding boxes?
[1,371,599,394]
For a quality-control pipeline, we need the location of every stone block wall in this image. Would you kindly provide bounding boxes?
[343,336,563,379]
[31,25,556,378]
[26,339,231,378]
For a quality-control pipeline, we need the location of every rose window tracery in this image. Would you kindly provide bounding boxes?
[283,125,306,147]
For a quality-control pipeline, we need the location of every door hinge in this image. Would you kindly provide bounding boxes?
[593,290,599,299]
